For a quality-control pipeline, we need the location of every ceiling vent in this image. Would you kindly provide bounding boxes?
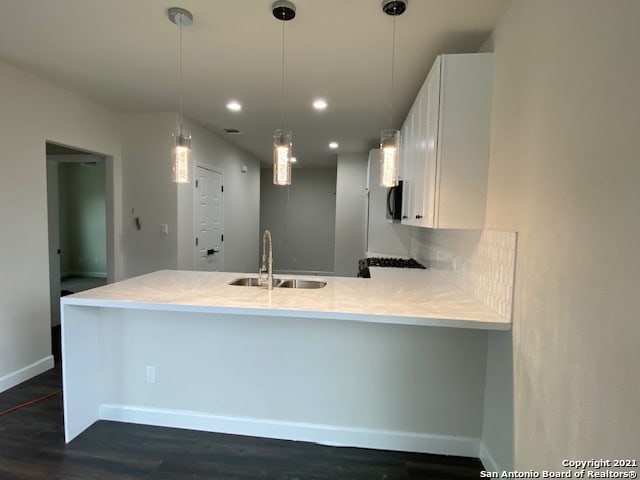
[223,128,242,135]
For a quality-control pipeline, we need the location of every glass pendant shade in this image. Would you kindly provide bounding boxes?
[273,129,292,186]
[172,131,191,184]
[380,129,400,187]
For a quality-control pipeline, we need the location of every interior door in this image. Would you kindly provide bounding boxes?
[193,166,224,271]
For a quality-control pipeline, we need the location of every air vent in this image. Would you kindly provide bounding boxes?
[223,128,242,135]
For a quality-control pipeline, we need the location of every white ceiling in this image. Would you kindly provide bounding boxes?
[0,0,510,167]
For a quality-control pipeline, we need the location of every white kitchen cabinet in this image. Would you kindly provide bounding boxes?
[400,53,493,229]
[399,91,419,221]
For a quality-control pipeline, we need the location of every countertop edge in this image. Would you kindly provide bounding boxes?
[61,295,511,331]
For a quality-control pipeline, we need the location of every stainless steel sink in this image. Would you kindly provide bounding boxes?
[277,279,327,289]
[228,277,274,287]
[228,277,326,289]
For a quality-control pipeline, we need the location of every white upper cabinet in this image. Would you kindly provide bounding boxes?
[400,53,493,229]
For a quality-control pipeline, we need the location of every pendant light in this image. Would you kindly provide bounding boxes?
[379,0,407,188]
[168,7,193,184]
[272,0,296,186]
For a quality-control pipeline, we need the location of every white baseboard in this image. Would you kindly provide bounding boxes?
[99,404,480,457]
[0,356,55,393]
[479,441,500,472]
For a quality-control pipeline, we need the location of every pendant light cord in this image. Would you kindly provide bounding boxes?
[281,16,286,129]
[389,11,397,128]
[178,18,184,135]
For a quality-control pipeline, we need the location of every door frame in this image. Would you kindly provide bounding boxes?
[46,143,114,327]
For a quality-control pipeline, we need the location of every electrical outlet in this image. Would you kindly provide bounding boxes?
[146,366,156,384]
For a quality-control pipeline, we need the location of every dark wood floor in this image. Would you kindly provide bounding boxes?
[0,367,485,479]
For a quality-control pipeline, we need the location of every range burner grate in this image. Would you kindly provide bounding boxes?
[366,257,426,269]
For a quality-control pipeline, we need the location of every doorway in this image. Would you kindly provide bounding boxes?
[193,165,224,271]
[46,142,113,363]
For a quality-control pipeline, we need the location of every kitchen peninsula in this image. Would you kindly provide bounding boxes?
[62,268,510,457]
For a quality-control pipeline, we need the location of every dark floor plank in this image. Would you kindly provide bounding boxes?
[0,367,484,479]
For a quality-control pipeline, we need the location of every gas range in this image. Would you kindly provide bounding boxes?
[357,257,426,278]
[366,257,426,269]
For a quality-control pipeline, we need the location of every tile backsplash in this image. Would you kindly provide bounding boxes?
[411,229,517,320]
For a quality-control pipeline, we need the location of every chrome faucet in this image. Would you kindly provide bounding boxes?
[259,229,274,289]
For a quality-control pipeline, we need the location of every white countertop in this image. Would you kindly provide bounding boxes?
[62,269,511,331]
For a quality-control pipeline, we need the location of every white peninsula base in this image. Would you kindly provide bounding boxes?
[62,270,507,457]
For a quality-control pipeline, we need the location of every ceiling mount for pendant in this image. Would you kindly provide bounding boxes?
[382,0,407,16]
[272,0,296,21]
[168,7,193,26]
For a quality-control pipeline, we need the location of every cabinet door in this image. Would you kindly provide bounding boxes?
[434,53,492,228]
[410,86,426,225]
[400,106,416,225]
[419,56,441,228]
[404,56,440,228]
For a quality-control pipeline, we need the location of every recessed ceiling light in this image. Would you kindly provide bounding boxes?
[329,142,339,149]
[313,98,328,111]
[226,100,242,112]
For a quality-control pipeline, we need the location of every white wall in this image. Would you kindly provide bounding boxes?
[485,0,640,468]
[367,149,412,257]
[182,117,261,273]
[0,58,123,392]
[334,153,368,276]
[481,331,513,471]
[121,114,181,277]
[68,305,489,454]
[260,168,337,274]
[121,114,261,277]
